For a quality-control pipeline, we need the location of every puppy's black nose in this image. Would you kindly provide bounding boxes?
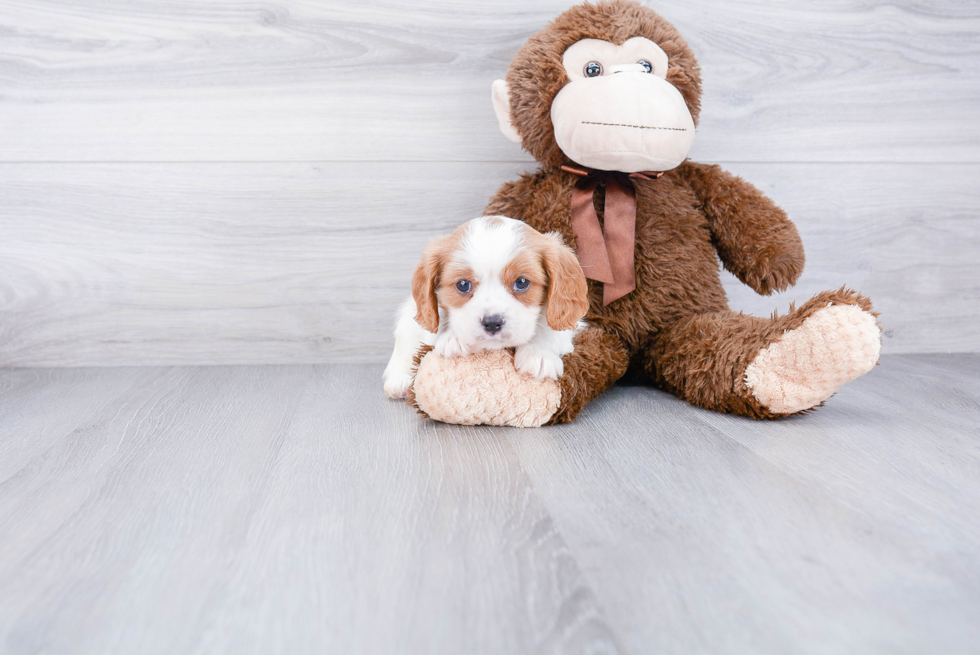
[482,314,504,335]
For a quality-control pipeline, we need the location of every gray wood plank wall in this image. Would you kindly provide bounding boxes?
[1,0,978,366]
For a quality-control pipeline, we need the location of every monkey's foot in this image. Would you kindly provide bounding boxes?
[410,349,560,427]
[744,304,881,414]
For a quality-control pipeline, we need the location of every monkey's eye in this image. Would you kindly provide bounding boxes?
[455,280,472,293]
[584,61,603,78]
[638,60,653,74]
[513,277,530,292]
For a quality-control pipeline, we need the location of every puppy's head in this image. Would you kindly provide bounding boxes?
[412,216,589,350]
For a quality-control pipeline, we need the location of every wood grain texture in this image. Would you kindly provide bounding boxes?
[506,353,980,654]
[1,161,976,367]
[0,0,976,163]
[0,355,978,653]
[0,0,976,366]
[0,364,620,655]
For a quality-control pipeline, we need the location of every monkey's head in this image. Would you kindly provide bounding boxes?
[492,0,701,173]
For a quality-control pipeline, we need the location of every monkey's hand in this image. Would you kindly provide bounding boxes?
[408,348,560,427]
[677,161,805,296]
[740,241,806,296]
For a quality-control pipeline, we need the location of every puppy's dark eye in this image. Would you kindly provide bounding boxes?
[584,61,603,78]
[638,60,653,74]
[455,280,471,293]
[513,277,530,292]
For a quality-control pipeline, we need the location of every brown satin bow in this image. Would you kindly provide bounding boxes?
[562,164,664,305]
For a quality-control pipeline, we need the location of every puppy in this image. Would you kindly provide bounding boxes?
[383,215,589,399]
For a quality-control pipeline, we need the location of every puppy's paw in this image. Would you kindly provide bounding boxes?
[434,332,470,359]
[383,374,414,400]
[514,345,564,380]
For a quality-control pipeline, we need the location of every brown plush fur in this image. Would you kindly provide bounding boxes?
[476,0,876,423]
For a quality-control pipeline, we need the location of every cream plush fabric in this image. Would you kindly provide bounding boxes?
[412,349,561,428]
[550,73,696,173]
[745,304,881,414]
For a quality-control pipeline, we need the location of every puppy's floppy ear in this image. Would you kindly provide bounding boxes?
[541,232,590,331]
[411,238,446,333]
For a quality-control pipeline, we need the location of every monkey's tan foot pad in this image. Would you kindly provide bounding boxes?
[412,349,560,427]
[745,304,881,414]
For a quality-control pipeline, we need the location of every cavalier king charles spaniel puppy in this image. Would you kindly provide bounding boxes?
[384,215,589,399]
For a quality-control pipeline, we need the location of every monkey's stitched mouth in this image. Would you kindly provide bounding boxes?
[581,121,688,131]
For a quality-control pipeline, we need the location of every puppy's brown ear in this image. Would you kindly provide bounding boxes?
[542,233,590,331]
[411,238,446,333]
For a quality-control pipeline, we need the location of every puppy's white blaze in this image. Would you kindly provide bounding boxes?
[457,216,525,279]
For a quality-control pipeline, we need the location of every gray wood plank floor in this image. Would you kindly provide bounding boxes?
[1,354,978,654]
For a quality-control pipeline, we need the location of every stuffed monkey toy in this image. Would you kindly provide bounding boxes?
[410,0,880,426]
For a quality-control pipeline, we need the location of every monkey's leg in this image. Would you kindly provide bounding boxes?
[548,327,631,424]
[643,289,881,419]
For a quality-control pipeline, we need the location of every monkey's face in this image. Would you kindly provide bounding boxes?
[550,37,696,173]
[491,1,702,173]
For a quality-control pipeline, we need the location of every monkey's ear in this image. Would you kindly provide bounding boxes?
[491,79,522,144]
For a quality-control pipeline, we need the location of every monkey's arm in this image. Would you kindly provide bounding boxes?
[677,161,804,296]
